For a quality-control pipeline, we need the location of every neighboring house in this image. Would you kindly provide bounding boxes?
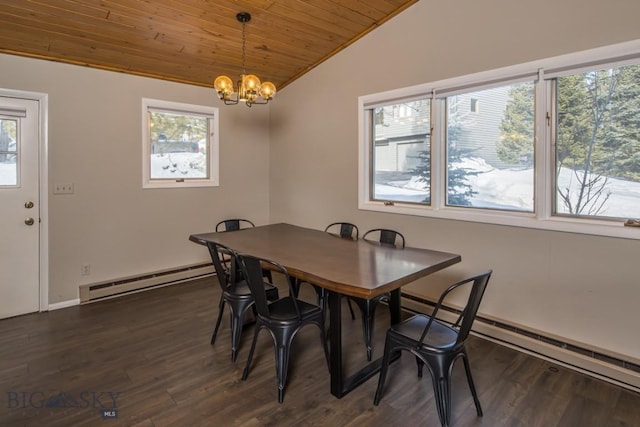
[448,86,513,169]
[373,87,516,174]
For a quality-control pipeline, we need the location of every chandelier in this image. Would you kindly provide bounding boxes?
[214,12,276,107]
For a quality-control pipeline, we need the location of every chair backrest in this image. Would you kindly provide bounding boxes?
[324,222,359,240]
[362,228,405,248]
[419,270,492,347]
[238,254,301,319]
[216,219,255,232]
[206,241,240,291]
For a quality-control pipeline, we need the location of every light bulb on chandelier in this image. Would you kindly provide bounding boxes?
[214,12,276,107]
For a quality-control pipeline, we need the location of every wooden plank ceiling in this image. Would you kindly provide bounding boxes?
[0,0,417,91]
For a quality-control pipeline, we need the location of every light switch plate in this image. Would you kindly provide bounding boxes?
[54,183,74,194]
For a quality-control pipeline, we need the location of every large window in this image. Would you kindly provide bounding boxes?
[142,98,219,189]
[359,40,640,239]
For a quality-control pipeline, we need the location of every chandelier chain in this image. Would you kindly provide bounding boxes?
[241,21,247,74]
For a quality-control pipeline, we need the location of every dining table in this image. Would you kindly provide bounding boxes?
[189,223,461,398]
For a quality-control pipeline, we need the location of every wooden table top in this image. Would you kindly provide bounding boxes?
[190,223,461,299]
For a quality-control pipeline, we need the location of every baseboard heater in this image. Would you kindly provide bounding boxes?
[401,292,640,392]
[79,262,214,303]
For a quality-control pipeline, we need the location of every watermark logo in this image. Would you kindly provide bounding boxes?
[7,391,120,419]
[101,409,119,419]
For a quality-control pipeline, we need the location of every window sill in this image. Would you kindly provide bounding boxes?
[359,200,640,241]
[142,179,218,189]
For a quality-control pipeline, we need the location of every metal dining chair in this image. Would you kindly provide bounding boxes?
[216,218,272,282]
[374,270,492,427]
[215,218,256,232]
[206,241,279,361]
[238,252,329,403]
[349,228,406,361]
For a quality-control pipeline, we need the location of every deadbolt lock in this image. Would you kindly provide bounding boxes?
[25,201,34,209]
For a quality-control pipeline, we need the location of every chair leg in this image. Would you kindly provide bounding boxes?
[242,324,262,381]
[318,320,330,371]
[461,352,483,417]
[229,300,253,362]
[373,335,394,406]
[429,363,453,427]
[353,298,378,361]
[416,356,424,377]
[346,297,356,320]
[211,297,225,345]
[313,285,326,310]
[273,326,297,403]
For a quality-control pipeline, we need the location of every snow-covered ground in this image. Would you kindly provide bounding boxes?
[2,155,638,218]
[148,152,207,179]
[375,157,640,218]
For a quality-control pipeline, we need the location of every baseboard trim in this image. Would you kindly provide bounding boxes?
[401,293,640,393]
[48,298,80,311]
[79,262,214,303]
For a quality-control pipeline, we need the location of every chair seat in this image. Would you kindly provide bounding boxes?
[267,296,323,321]
[390,314,458,351]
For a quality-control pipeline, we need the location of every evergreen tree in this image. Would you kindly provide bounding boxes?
[446,142,479,206]
[445,106,478,206]
[409,97,478,206]
[556,70,617,215]
[409,146,431,204]
[497,82,535,166]
[604,64,640,180]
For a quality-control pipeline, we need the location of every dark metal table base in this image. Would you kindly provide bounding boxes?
[328,289,402,398]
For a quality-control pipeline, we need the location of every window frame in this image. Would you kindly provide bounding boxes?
[368,97,432,205]
[358,39,640,240]
[142,98,219,189]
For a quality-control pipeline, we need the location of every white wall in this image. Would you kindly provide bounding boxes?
[269,0,640,368]
[0,54,271,304]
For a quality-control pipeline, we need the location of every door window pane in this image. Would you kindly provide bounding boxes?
[554,63,640,219]
[445,82,535,211]
[371,99,430,204]
[0,118,17,186]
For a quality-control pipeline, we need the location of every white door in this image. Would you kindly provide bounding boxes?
[0,97,40,318]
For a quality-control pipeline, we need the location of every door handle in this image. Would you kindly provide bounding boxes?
[25,218,35,226]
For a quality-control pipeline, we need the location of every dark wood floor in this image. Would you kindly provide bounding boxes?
[1,278,639,427]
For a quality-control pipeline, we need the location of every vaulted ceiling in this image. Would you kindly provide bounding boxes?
[0,0,417,91]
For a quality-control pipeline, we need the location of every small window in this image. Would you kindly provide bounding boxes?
[470,98,479,113]
[142,98,219,189]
